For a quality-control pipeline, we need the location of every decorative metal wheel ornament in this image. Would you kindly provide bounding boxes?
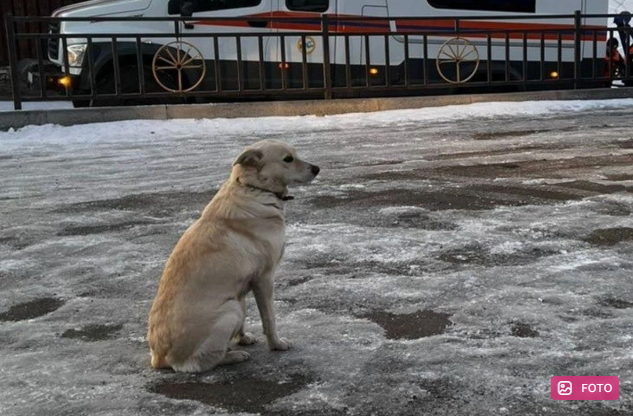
[436,37,480,84]
[152,41,206,93]
[297,36,316,55]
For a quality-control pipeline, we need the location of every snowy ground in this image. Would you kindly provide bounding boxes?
[1,100,633,416]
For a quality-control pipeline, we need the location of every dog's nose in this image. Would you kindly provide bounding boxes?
[311,165,320,176]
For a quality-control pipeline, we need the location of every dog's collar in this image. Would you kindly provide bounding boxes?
[243,184,293,202]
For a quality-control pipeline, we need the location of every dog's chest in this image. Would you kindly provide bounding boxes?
[259,223,286,261]
[231,219,285,263]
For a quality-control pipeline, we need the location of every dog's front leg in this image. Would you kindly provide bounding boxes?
[252,273,291,351]
[238,297,257,346]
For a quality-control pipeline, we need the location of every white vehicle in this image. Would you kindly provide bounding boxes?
[47,0,610,105]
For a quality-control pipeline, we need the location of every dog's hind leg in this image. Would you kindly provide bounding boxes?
[171,300,249,373]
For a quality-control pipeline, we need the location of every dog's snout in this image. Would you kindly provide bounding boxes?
[311,165,320,176]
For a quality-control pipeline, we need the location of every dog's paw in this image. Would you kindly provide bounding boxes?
[220,350,251,366]
[269,337,291,351]
[238,333,257,346]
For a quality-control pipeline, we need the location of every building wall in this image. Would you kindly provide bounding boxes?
[0,0,84,65]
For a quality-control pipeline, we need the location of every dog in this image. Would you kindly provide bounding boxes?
[147,140,319,373]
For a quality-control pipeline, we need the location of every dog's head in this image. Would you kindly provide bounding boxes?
[232,140,320,198]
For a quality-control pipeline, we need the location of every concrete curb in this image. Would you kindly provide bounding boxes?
[2,87,633,130]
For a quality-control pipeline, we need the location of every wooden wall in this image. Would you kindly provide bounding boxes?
[0,0,84,64]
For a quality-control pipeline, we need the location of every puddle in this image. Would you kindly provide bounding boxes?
[0,297,65,322]
[373,210,457,230]
[590,201,632,217]
[61,323,123,341]
[599,297,633,309]
[472,127,575,141]
[584,227,633,246]
[605,173,633,181]
[301,258,433,277]
[616,139,633,149]
[0,235,36,250]
[418,377,455,400]
[435,155,633,179]
[364,154,633,182]
[149,374,310,414]
[557,181,626,194]
[286,276,313,287]
[424,146,551,162]
[57,220,158,236]
[54,190,217,217]
[438,244,558,267]
[311,183,594,212]
[364,310,452,340]
[510,323,539,338]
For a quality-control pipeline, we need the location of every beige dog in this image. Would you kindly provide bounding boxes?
[147,140,319,373]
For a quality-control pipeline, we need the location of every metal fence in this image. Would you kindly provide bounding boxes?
[3,13,628,110]
[0,0,83,64]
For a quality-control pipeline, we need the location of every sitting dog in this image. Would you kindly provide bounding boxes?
[147,140,319,373]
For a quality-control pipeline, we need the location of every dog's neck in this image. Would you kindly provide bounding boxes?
[233,175,293,202]
[244,184,294,202]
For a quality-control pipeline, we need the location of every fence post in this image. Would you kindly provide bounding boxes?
[321,14,332,100]
[5,13,22,110]
[573,9,582,89]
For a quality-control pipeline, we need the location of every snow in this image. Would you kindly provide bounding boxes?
[3,99,633,146]
[0,101,73,112]
[1,99,633,415]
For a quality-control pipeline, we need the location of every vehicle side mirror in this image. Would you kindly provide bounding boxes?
[167,0,194,17]
[180,1,194,17]
[167,0,180,15]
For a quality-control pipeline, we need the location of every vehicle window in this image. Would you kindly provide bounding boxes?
[176,0,262,14]
[286,0,329,13]
[427,0,536,13]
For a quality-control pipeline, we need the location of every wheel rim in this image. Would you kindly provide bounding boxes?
[436,37,480,84]
[152,41,206,93]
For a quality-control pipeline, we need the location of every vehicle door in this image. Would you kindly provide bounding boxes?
[272,0,332,88]
[168,0,275,90]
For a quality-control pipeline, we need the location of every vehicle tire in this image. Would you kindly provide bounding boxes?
[71,99,91,108]
[89,63,190,107]
[17,58,40,95]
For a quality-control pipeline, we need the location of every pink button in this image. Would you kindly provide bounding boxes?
[551,376,619,400]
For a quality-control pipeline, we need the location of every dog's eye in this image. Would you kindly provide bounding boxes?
[283,156,294,163]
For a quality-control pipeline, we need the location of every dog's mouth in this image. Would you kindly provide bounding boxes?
[279,194,294,201]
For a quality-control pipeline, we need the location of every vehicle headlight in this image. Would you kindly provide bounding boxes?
[67,44,87,67]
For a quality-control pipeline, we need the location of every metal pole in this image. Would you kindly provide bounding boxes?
[573,10,582,89]
[321,14,332,100]
[5,14,22,110]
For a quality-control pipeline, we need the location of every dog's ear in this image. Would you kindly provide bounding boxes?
[233,149,263,169]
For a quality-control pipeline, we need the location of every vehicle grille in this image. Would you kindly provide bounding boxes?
[48,21,60,61]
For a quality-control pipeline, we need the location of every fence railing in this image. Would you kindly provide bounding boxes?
[3,13,627,110]
[0,0,84,65]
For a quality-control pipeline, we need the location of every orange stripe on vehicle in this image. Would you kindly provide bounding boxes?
[192,12,607,41]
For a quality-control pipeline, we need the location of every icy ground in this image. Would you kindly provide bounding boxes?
[1,99,633,416]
